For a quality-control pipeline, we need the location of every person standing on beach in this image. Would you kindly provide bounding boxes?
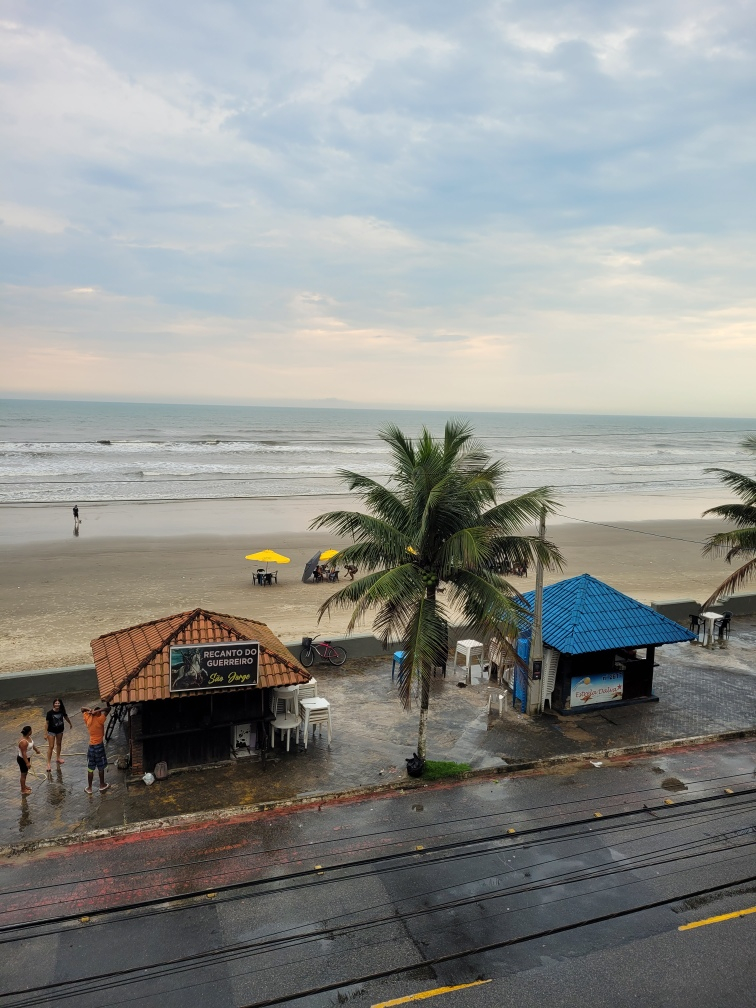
[45,698,73,771]
[73,504,79,523]
[81,703,110,793]
[17,725,40,796]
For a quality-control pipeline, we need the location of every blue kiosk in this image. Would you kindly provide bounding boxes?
[515,574,696,714]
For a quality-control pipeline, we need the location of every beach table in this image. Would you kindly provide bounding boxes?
[699,611,723,647]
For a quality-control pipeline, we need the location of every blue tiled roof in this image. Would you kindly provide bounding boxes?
[518,573,696,654]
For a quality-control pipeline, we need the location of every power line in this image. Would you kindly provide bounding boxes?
[559,514,709,544]
[2,772,747,901]
[2,784,751,936]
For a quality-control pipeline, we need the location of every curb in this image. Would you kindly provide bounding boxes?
[3,726,754,857]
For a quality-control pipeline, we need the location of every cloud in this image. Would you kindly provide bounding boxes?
[0,2,754,414]
[0,202,69,233]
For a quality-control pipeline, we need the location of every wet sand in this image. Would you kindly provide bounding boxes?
[0,518,733,674]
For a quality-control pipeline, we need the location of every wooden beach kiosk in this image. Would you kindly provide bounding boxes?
[91,608,310,775]
[512,574,696,714]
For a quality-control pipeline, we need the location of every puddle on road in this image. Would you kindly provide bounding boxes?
[661,777,688,792]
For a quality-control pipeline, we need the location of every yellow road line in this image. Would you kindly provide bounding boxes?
[678,905,756,931]
[371,979,492,1007]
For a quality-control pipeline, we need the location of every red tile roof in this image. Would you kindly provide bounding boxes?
[91,609,310,704]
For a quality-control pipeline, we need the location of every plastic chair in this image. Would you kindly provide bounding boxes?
[270,713,300,751]
[298,679,318,701]
[688,614,704,642]
[391,651,406,682]
[256,569,266,586]
[270,686,299,718]
[299,698,332,748]
[715,612,732,641]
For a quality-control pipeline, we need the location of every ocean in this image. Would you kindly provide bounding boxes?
[1,399,754,510]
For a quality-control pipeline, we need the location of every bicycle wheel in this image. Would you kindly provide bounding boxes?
[104,707,120,743]
[300,647,315,667]
[328,645,347,666]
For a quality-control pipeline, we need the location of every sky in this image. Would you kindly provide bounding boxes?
[1,0,755,415]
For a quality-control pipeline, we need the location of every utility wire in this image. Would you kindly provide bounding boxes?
[4,840,753,1008]
[2,772,749,899]
[558,514,709,544]
[2,786,751,934]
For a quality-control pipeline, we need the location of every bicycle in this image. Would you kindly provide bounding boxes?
[299,635,347,667]
[104,704,129,742]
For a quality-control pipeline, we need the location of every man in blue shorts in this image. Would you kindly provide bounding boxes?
[81,703,110,793]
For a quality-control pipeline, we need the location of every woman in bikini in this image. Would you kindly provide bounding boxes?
[45,697,73,770]
[17,725,40,796]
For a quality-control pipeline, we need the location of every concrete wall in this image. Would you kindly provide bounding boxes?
[0,664,99,702]
[651,592,756,625]
[649,599,699,626]
[0,625,487,701]
[707,592,756,617]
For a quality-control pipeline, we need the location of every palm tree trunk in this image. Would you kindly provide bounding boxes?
[416,585,435,759]
[417,674,430,758]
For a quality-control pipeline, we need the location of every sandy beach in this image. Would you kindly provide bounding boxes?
[0,517,734,674]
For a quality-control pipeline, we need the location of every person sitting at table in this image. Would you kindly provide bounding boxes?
[313,565,324,582]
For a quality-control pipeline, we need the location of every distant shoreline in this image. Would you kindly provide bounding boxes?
[0,490,731,547]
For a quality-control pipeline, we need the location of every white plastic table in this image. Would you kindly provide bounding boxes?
[700,611,723,647]
[454,639,485,684]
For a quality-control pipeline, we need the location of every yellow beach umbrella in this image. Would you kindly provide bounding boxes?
[319,549,339,561]
[245,550,291,565]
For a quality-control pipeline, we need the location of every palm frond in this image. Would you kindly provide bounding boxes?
[318,564,422,633]
[702,527,756,560]
[445,568,527,639]
[486,533,565,571]
[480,488,560,533]
[333,471,409,528]
[396,595,448,709]
[310,511,410,560]
[701,503,756,528]
[702,556,756,608]
[703,469,756,505]
[435,526,490,572]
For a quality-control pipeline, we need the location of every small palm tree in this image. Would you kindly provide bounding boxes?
[702,435,756,608]
[312,421,563,758]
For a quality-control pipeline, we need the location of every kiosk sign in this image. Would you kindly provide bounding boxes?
[169,641,259,692]
[570,672,623,707]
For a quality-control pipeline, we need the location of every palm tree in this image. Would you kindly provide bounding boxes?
[312,421,564,759]
[702,435,756,608]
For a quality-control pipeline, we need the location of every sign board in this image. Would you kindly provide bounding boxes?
[169,641,259,693]
[570,672,623,707]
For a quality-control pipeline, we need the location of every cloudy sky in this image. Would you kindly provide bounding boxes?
[1,1,755,414]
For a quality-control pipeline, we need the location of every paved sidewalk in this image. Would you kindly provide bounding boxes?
[1,618,754,847]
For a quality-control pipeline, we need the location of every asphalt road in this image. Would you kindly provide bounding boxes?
[0,739,754,1008]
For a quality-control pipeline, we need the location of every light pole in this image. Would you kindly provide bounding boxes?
[527,508,545,715]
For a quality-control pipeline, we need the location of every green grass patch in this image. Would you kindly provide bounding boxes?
[422,760,472,780]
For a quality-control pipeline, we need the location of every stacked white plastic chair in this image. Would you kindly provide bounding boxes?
[298,678,332,748]
[270,686,301,752]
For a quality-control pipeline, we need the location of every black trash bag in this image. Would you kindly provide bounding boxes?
[406,753,425,778]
